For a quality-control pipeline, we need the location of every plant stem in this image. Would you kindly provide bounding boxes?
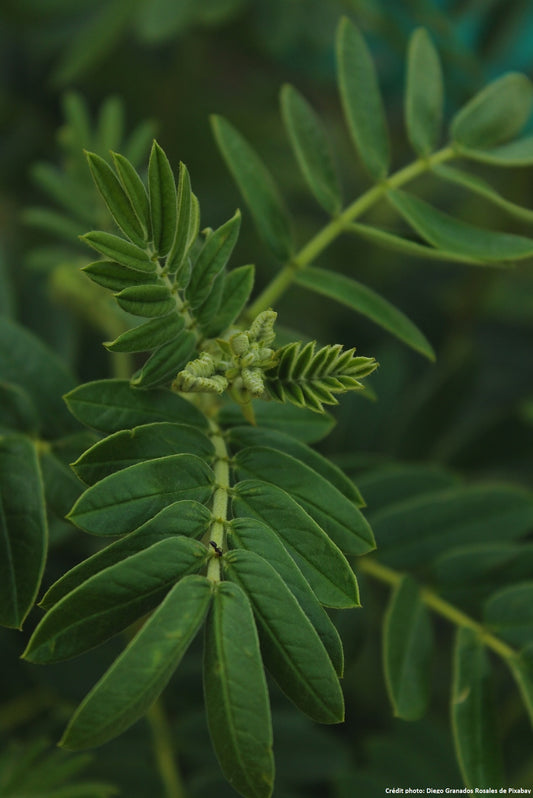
[206,420,230,582]
[245,146,456,319]
[358,556,517,661]
[146,699,187,798]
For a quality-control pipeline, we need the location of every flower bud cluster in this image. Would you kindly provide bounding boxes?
[172,310,278,404]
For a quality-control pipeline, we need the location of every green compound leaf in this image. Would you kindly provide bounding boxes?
[451,628,504,788]
[211,114,293,261]
[507,644,533,726]
[265,341,377,413]
[115,284,175,317]
[219,401,335,444]
[204,580,274,798]
[0,435,47,629]
[484,582,533,647]
[296,266,434,360]
[104,313,185,353]
[234,446,374,556]
[451,72,533,150]
[65,379,208,432]
[81,231,154,272]
[227,425,363,505]
[86,151,147,246]
[347,222,486,265]
[336,17,390,181]
[383,575,433,720]
[61,574,212,750]
[224,548,344,724]
[201,264,255,338]
[41,501,211,609]
[369,485,533,570]
[432,164,533,224]
[68,454,214,536]
[82,260,159,293]
[280,84,342,214]
[227,517,344,677]
[148,141,177,257]
[167,162,193,275]
[73,421,214,485]
[405,28,443,156]
[24,537,209,664]
[130,329,197,388]
[387,188,533,262]
[232,479,360,608]
[187,210,241,309]
[455,135,533,167]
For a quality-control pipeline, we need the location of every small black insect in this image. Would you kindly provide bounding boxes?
[209,540,223,557]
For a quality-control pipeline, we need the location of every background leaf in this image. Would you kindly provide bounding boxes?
[336,17,390,180]
[296,266,435,359]
[383,575,433,720]
[211,114,293,261]
[0,435,47,628]
[405,28,443,156]
[451,628,504,788]
[280,84,341,214]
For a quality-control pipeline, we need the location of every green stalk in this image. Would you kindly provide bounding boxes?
[245,146,455,319]
[359,557,517,661]
[206,420,230,583]
[146,699,187,798]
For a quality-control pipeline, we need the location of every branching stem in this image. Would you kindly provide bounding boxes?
[245,146,456,319]
[207,420,230,582]
[359,556,517,661]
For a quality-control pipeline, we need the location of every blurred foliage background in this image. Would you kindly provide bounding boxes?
[1,0,533,794]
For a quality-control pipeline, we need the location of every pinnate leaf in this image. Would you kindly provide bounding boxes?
[451,72,533,149]
[405,28,443,156]
[68,454,214,535]
[61,574,212,749]
[232,479,360,608]
[224,548,344,724]
[336,17,390,180]
[383,575,433,720]
[296,266,435,360]
[201,263,255,338]
[211,114,293,261]
[187,210,241,309]
[451,628,504,788]
[0,435,47,628]
[41,501,211,609]
[167,162,193,275]
[64,378,208,432]
[484,582,533,647]
[234,446,374,555]
[81,231,154,272]
[24,537,209,663]
[82,260,158,293]
[148,141,177,256]
[86,151,146,246]
[104,313,185,353]
[115,284,175,317]
[227,517,344,676]
[130,330,197,388]
[204,580,274,798]
[111,150,151,235]
[280,84,341,214]
[72,421,214,485]
[387,188,533,262]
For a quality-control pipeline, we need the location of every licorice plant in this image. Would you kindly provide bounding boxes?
[3,17,533,798]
